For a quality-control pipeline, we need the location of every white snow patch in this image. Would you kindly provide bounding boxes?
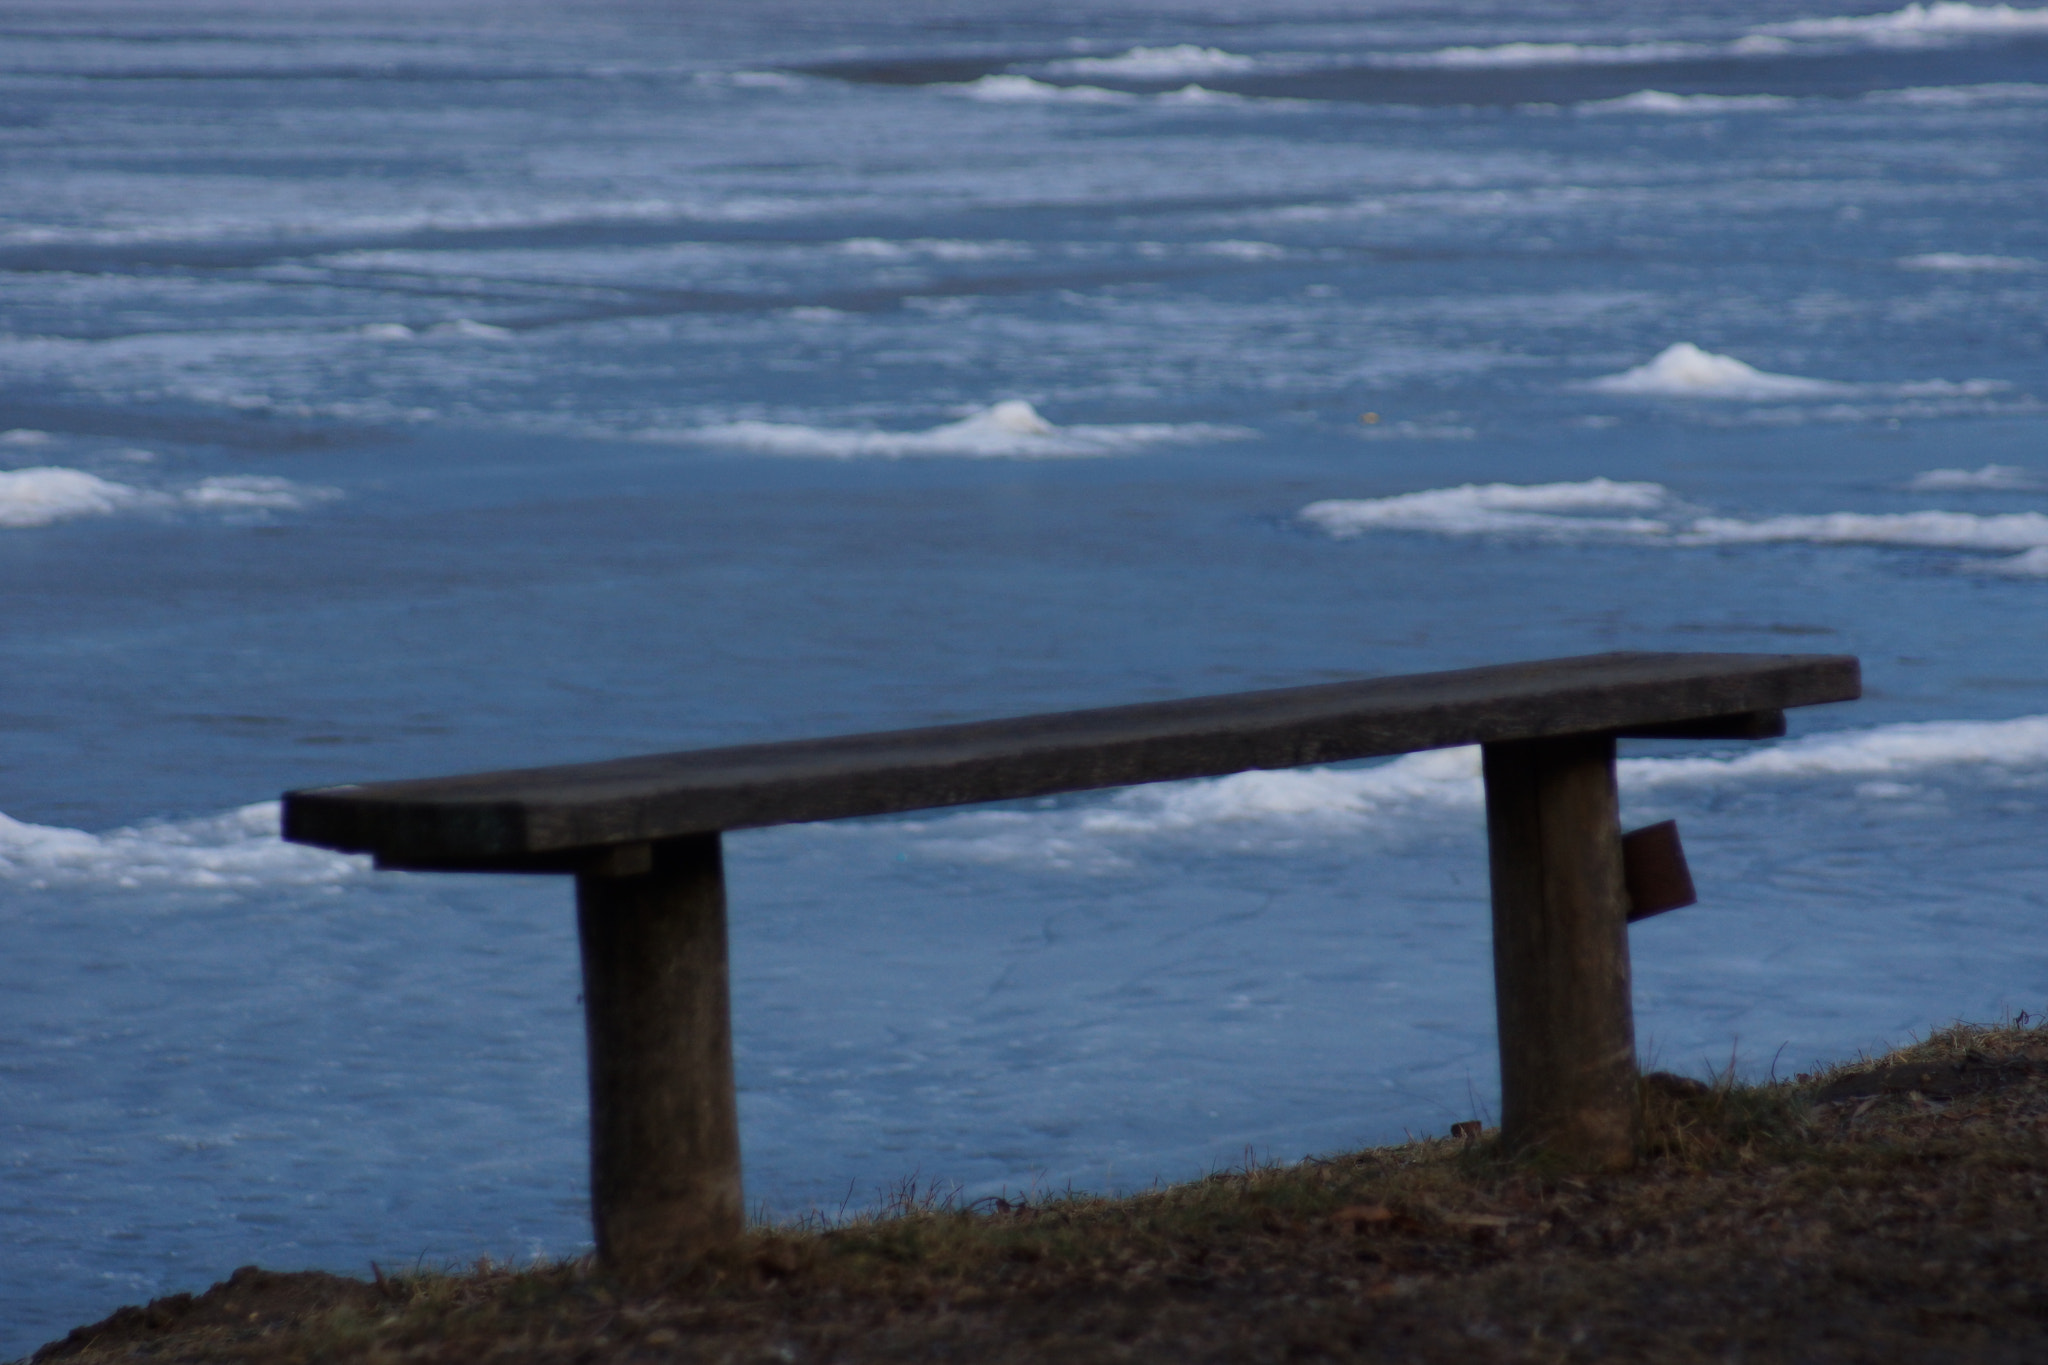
[0,802,367,891]
[1155,84,1252,104]
[1899,252,2041,271]
[1586,343,1852,398]
[1377,40,1719,69]
[1909,464,2040,490]
[1303,478,2048,566]
[430,318,515,339]
[1867,81,2048,103]
[180,475,340,511]
[906,714,2048,860]
[674,401,1247,460]
[1301,479,1671,539]
[1581,89,1797,113]
[838,238,1032,261]
[1968,546,2048,575]
[725,70,806,90]
[945,75,1135,104]
[0,467,145,527]
[1199,240,1287,260]
[1765,3,2048,38]
[1043,45,1259,78]
[0,467,337,526]
[1683,510,2048,551]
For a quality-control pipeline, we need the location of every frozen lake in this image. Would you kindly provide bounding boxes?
[4,0,2048,1352]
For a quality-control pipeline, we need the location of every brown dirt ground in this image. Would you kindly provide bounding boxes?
[28,1020,2048,1364]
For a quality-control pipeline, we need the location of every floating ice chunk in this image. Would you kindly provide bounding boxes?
[1302,479,2048,571]
[1909,463,2039,490]
[1200,240,1286,259]
[1156,84,1250,104]
[1043,45,1259,78]
[1378,40,1714,69]
[974,399,1054,435]
[0,466,144,528]
[1898,251,2040,271]
[1582,89,1796,113]
[679,401,1246,459]
[1869,81,2048,103]
[1969,546,2048,575]
[1586,343,1852,398]
[1683,509,2048,551]
[725,70,805,90]
[947,75,1134,103]
[0,428,54,446]
[1765,3,2048,37]
[180,475,340,511]
[431,318,515,339]
[1623,714,2048,786]
[360,322,415,339]
[1300,479,1672,538]
[907,713,2048,860]
[0,801,366,890]
[837,238,1031,261]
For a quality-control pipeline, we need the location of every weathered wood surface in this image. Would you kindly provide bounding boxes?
[284,651,1857,869]
[577,834,743,1273]
[1484,734,1640,1170]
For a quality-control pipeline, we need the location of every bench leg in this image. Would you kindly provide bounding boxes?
[575,833,743,1277]
[1481,734,1638,1169]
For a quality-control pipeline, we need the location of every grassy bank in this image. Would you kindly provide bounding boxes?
[30,1019,2048,1364]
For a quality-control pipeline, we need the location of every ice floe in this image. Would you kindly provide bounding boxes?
[0,467,145,528]
[1908,463,2040,490]
[1376,41,1721,69]
[1043,45,1259,79]
[1868,81,2048,103]
[1581,90,1797,114]
[902,713,2048,861]
[19,711,2048,886]
[1582,343,2008,402]
[181,475,340,511]
[838,238,1033,261]
[1765,3,2048,38]
[1300,479,1670,539]
[0,802,366,890]
[1898,252,2041,271]
[0,466,339,527]
[946,75,1135,104]
[676,401,1247,459]
[1586,343,1853,398]
[1303,477,2048,572]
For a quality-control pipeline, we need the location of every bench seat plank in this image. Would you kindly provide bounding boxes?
[283,651,1857,869]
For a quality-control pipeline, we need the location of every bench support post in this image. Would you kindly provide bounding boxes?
[575,833,743,1278]
[1482,734,1637,1170]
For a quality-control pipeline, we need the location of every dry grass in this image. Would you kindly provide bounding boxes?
[30,1018,2048,1364]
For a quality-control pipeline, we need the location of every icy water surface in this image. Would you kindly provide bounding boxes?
[4,0,2048,1351]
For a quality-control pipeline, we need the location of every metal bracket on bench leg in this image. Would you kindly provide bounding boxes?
[575,833,743,1279]
[1482,734,1638,1170]
[1622,820,1697,921]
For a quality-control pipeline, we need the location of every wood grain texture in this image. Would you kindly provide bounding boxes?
[1484,735,1639,1171]
[283,652,1857,868]
[576,834,743,1275]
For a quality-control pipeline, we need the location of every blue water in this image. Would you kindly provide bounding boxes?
[5,0,2048,1352]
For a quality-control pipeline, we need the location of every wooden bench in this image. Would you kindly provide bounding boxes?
[282,650,1858,1277]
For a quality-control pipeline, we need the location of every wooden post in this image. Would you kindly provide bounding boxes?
[1481,734,1637,1169]
[575,833,743,1277]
